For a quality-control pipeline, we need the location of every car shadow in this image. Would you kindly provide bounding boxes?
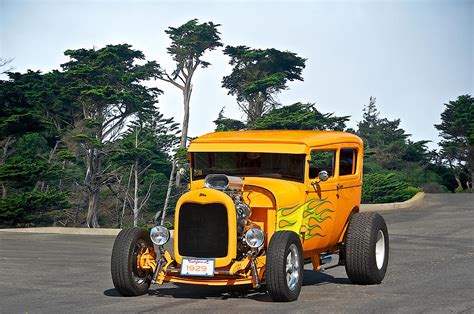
[104,270,351,302]
[103,288,123,297]
[302,269,352,286]
[148,283,272,302]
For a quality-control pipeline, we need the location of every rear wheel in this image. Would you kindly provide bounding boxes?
[111,227,153,296]
[266,231,304,302]
[344,212,389,284]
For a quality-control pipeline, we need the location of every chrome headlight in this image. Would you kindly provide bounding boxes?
[150,226,170,246]
[244,228,265,248]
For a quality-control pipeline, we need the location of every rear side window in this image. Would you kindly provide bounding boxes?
[339,148,357,176]
[309,150,336,179]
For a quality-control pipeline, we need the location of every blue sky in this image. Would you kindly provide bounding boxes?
[1,0,472,149]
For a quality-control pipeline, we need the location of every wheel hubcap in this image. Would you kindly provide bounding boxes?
[286,244,300,291]
[375,230,385,270]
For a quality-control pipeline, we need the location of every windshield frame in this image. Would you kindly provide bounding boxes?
[191,152,306,183]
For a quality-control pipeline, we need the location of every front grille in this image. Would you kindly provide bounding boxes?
[178,202,229,258]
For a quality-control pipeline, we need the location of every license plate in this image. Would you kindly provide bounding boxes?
[180,258,215,277]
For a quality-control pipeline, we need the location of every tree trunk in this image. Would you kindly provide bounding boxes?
[175,84,192,187]
[85,147,101,228]
[133,160,139,227]
[86,186,100,228]
[121,165,133,228]
[247,95,265,124]
[0,136,12,199]
[58,160,66,189]
[35,140,60,192]
[156,158,176,225]
[471,171,474,193]
[180,87,191,148]
[454,174,462,191]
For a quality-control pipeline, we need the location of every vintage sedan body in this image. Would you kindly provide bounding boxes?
[111,130,389,301]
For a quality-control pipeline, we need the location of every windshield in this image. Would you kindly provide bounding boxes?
[192,152,306,182]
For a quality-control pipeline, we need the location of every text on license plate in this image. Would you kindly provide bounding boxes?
[181,258,215,277]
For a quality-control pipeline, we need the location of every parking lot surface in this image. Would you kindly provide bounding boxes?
[1,194,473,313]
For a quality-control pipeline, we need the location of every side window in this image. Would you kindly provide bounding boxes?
[309,150,336,179]
[339,148,357,176]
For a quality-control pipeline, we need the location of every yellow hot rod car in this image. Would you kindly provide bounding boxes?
[111,130,389,301]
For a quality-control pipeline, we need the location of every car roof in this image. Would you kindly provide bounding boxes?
[189,130,363,154]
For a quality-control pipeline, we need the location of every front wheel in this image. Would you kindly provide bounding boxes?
[266,231,304,302]
[111,227,154,296]
[344,212,389,284]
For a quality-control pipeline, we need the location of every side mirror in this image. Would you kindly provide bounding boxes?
[318,170,329,182]
[178,168,186,176]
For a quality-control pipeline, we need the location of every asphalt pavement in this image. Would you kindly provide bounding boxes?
[1,194,473,313]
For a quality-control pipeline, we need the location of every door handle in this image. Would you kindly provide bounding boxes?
[337,184,344,190]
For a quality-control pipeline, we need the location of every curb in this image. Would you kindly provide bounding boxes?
[0,227,122,236]
[360,192,425,212]
[0,226,177,238]
[1,193,425,235]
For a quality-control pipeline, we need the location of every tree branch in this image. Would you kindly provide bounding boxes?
[158,74,185,90]
[139,178,155,211]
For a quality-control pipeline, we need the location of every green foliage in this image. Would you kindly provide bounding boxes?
[71,134,103,148]
[435,95,474,145]
[402,140,431,163]
[165,19,223,76]
[61,44,165,227]
[213,108,246,132]
[0,190,69,225]
[357,97,409,151]
[0,67,82,227]
[61,44,162,127]
[0,135,73,226]
[223,46,306,98]
[20,70,80,133]
[356,97,456,199]
[213,103,349,132]
[424,163,458,191]
[15,133,49,158]
[0,160,50,186]
[0,113,46,138]
[164,221,174,230]
[222,45,306,122]
[252,103,349,130]
[56,150,76,161]
[111,110,179,170]
[435,94,473,189]
[0,33,469,227]
[0,70,78,140]
[421,182,449,193]
[363,161,388,175]
[454,186,464,193]
[362,173,420,204]
[106,107,179,225]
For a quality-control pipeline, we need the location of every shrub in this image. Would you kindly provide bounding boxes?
[0,190,69,226]
[422,182,449,193]
[362,173,421,204]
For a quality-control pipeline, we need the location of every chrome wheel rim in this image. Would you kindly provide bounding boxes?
[375,230,385,269]
[286,244,300,291]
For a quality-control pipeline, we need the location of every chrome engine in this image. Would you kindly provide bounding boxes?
[204,174,264,273]
[204,174,251,235]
